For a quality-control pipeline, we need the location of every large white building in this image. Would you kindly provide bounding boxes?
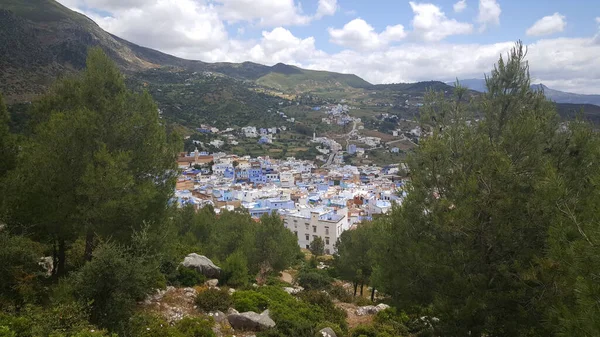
[280,207,349,254]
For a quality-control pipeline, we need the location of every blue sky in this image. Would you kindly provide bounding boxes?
[60,0,600,94]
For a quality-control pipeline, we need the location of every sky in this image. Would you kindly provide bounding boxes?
[57,0,600,94]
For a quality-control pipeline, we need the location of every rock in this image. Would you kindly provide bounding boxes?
[181,253,221,278]
[356,304,391,316]
[376,303,390,311]
[208,310,227,323]
[319,327,337,337]
[205,279,219,287]
[228,288,236,295]
[283,286,304,295]
[39,256,53,277]
[227,308,239,315]
[227,309,275,331]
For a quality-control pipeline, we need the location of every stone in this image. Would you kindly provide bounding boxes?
[356,304,391,316]
[228,288,236,295]
[181,253,222,278]
[227,309,275,331]
[227,308,239,315]
[39,256,53,277]
[319,327,337,337]
[283,286,304,295]
[208,310,227,323]
[205,279,219,287]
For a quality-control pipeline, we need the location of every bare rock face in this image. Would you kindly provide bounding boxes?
[208,310,227,323]
[319,327,338,337]
[205,278,219,287]
[227,309,276,331]
[181,253,221,278]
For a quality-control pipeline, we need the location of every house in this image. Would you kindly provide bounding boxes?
[390,147,400,153]
[209,139,224,148]
[241,126,258,138]
[281,207,349,254]
[347,144,357,155]
[177,149,214,169]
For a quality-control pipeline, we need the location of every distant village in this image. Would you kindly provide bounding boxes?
[174,149,407,255]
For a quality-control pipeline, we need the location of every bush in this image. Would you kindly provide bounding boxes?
[296,270,332,290]
[0,233,45,306]
[175,267,206,287]
[329,284,353,303]
[70,242,161,333]
[232,291,269,313]
[349,325,378,337]
[195,288,231,312]
[298,291,347,332]
[221,251,249,288]
[174,317,216,337]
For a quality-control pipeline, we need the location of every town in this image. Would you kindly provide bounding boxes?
[175,148,406,254]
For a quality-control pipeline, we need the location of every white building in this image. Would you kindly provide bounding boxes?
[281,207,349,254]
[242,126,258,138]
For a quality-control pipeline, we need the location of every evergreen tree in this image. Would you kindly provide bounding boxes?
[309,236,325,256]
[372,42,561,336]
[0,93,16,178]
[2,48,178,276]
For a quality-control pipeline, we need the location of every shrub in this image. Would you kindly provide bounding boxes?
[174,317,216,337]
[70,242,160,333]
[195,288,231,312]
[175,267,206,287]
[221,251,249,288]
[0,233,45,306]
[232,291,269,312]
[329,284,353,303]
[349,325,378,337]
[296,270,332,290]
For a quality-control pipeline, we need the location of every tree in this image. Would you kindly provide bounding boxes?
[0,93,17,179]
[252,213,300,276]
[373,42,563,336]
[1,48,179,276]
[309,237,325,256]
[334,224,375,297]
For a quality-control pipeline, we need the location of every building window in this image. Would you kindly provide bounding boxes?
[325,226,329,235]
[305,224,309,230]
[305,234,309,241]
[294,231,298,238]
[313,226,317,233]
[325,237,330,245]
[325,249,330,255]
[294,223,297,229]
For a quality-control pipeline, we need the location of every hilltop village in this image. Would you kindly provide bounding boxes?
[175,149,407,254]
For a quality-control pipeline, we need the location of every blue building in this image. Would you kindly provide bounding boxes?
[347,144,357,154]
[245,198,295,218]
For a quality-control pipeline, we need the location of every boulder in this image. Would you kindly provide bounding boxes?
[283,286,303,295]
[181,253,221,278]
[205,279,219,287]
[356,303,391,316]
[39,256,53,277]
[227,309,276,331]
[319,327,337,337]
[227,308,239,315]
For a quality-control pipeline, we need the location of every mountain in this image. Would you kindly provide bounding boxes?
[450,79,600,106]
[0,0,370,103]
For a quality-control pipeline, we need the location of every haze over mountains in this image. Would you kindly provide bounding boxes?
[450,79,600,106]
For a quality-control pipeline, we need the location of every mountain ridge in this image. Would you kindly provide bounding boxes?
[450,78,600,106]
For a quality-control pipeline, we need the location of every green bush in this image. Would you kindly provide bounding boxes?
[195,288,231,312]
[232,291,270,312]
[349,325,378,337]
[173,317,216,337]
[296,270,332,290]
[298,291,347,332]
[0,233,45,306]
[221,251,249,288]
[69,242,160,333]
[175,267,206,287]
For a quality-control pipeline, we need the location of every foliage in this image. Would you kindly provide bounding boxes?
[194,288,231,312]
[232,291,269,312]
[127,313,215,337]
[174,267,206,288]
[0,93,17,179]
[308,237,324,256]
[334,223,375,295]
[70,241,161,333]
[221,251,249,288]
[252,213,301,274]
[0,233,45,308]
[296,269,333,291]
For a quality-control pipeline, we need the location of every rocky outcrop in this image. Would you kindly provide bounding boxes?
[355,303,390,316]
[205,278,219,287]
[319,327,337,337]
[208,310,227,323]
[227,309,276,331]
[181,253,221,278]
[283,286,304,295]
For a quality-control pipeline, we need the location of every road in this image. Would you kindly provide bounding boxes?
[323,120,358,168]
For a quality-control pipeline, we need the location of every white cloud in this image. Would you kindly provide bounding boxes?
[409,2,473,41]
[477,0,501,31]
[526,13,566,36]
[211,0,311,26]
[328,19,406,51]
[316,0,338,18]
[453,0,467,13]
[56,0,600,94]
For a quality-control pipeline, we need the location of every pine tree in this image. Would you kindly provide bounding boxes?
[2,48,179,276]
[372,42,561,336]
